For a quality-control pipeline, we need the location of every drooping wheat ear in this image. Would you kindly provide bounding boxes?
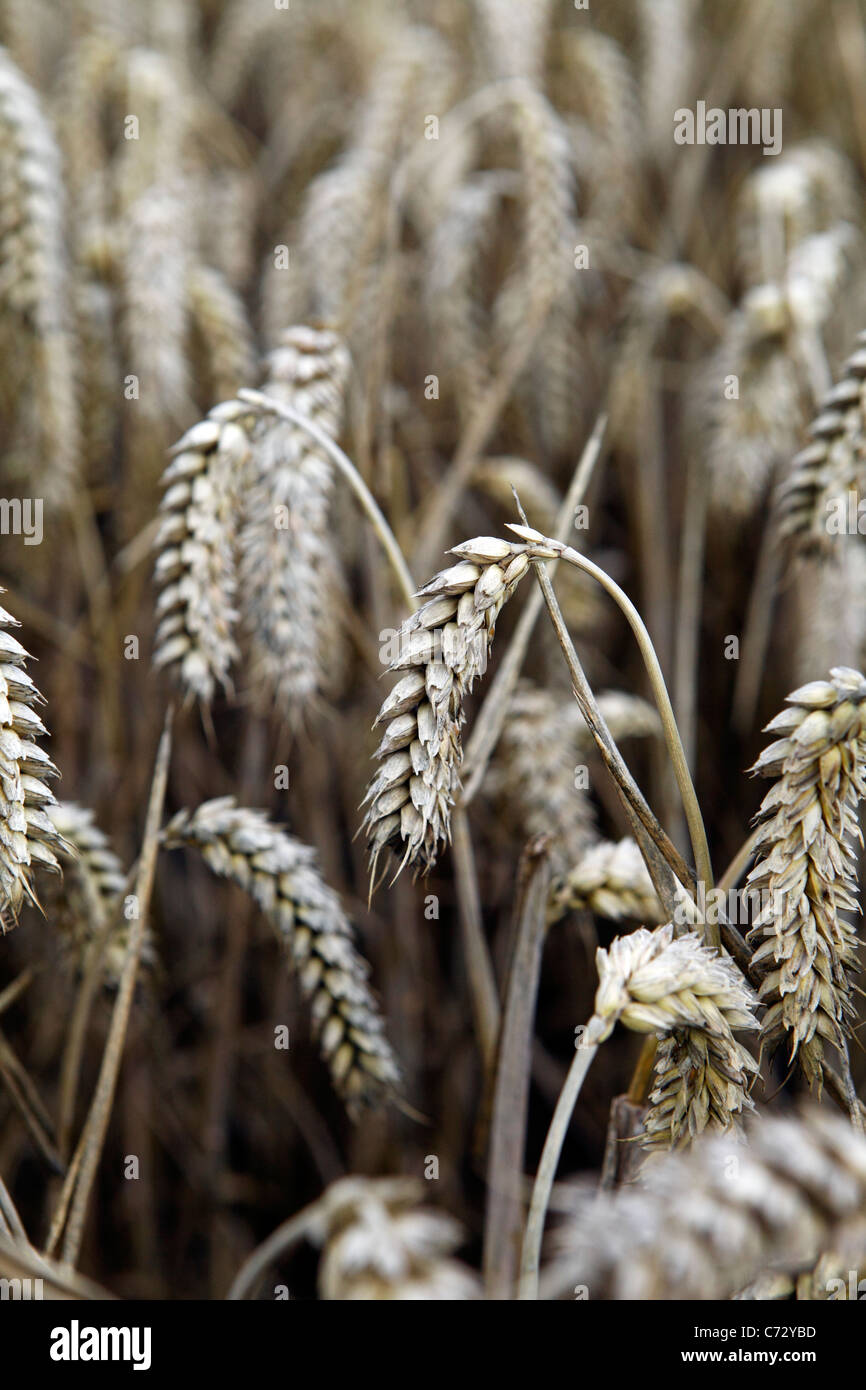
[298,26,446,332]
[162,798,400,1112]
[186,263,255,403]
[0,593,66,930]
[542,1107,866,1301]
[425,173,509,420]
[560,30,641,229]
[311,1176,480,1300]
[0,46,79,500]
[153,400,251,704]
[122,181,192,424]
[737,141,859,287]
[591,923,758,1046]
[745,668,866,1089]
[699,285,803,518]
[474,0,553,84]
[590,922,758,1152]
[548,839,664,927]
[362,537,532,881]
[46,802,155,987]
[611,264,728,453]
[504,83,577,328]
[775,331,866,552]
[239,325,350,724]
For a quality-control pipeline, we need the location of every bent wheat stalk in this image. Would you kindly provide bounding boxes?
[508,523,714,917]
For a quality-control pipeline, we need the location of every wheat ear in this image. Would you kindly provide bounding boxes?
[520,923,758,1298]
[0,45,79,499]
[776,330,866,551]
[548,838,664,927]
[162,797,400,1113]
[153,400,251,704]
[0,592,66,929]
[362,537,533,881]
[186,262,256,402]
[542,1106,866,1300]
[313,1177,480,1300]
[46,802,154,986]
[239,325,350,724]
[746,667,866,1088]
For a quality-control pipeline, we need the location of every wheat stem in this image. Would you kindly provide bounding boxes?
[510,526,715,938]
[56,708,173,1267]
[519,1037,600,1301]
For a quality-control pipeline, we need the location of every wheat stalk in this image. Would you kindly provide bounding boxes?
[746,667,866,1088]
[363,536,533,881]
[542,1106,866,1300]
[162,797,400,1112]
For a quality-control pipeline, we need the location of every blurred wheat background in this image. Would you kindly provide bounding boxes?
[2,0,866,1302]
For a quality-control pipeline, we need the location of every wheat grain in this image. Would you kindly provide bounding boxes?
[0,593,66,930]
[162,797,400,1112]
[363,537,532,880]
[153,399,251,704]
[746,667,866,1087]
[312,1176,480,1300]
[542,1106,866,1300]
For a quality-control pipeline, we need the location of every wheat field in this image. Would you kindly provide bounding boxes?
[1,0,866,1308]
